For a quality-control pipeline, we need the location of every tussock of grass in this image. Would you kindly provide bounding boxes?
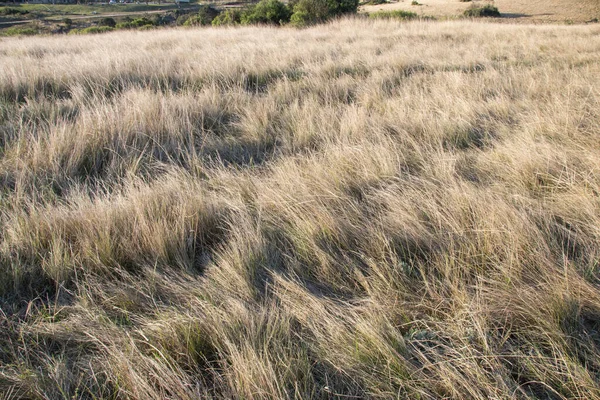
[1,19,600,399]
[368,9,418,19]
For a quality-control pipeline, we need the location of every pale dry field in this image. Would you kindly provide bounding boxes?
[1,19,600,399]
[361,0,600,23]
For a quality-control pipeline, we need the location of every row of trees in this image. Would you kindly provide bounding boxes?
[186,0,359,27]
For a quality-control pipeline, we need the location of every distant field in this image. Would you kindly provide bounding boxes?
[1,2,181,15]
[361,0,600,23]
[1,19,600,400]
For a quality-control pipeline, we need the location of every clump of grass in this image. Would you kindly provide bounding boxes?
[463,4,501,17]
[369,9,417,19]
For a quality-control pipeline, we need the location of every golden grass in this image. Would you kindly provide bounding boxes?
[1,18,600,399]
[360,0,600,23]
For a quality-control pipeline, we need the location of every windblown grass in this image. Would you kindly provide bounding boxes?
[1,19,600,399]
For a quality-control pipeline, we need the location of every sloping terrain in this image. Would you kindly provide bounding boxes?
[1,19,600,399]
[362,0,600,23]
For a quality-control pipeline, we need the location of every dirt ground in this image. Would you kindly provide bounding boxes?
[360,0,600,23]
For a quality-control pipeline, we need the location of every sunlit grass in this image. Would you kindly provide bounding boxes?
[0,18,600,399]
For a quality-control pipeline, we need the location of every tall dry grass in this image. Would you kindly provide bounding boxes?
[1,18,600,399]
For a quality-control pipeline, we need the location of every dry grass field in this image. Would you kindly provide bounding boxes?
[1,18,600,399]
[361,0,600,23]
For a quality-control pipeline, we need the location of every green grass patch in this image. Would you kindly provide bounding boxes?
[0,24,40,36]
[116,16,156,29]
[368,9,417,20]
[1,3,180,16]
[0,7,30,16]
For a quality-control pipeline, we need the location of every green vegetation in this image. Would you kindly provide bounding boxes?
[369,9,418,19]
[0,7,29,15]
[116,16,155,29]
[209,0,358,27]
[69,25,115,34]
[211,9,243,25]
[289,0,359,25]
[242,0,292,25]
[0,2,179,16]
[99,17,117,28]
[463,4,501,17]
[0,24,40,36]
[182,4,219,26]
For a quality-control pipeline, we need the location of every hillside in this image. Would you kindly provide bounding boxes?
[361,0,600,23]
[1,19,600,399]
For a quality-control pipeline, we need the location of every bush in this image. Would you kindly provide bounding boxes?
[183,5,219,26]
[116,17,155,29]
[411,0,420,5]
[176,13,194,25]
[212,9,243,26]
[0,8,29,16]
[463,4,500,17]
[69,26,114,34]
[241,0,292,25]
[368,9,417,20]
[99,17,116,28]
[62,18,73,28]
[289,0,358,26]
[1,25,39,36]
[152,13,176,26]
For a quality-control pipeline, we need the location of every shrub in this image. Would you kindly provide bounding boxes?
[176,12,194,25]
[62,18,73,28]
[152,13,176,26]
[241,0,292,25]
[289,0,358,26]
[116,17,155,29]
[368,9,417,20]
[99,17,116,28]
[411,0,420,5]
[212,9,243,26]
[183,5,220,26]
[0,7,29,16]
[69,26,114,34]
[463,4,500,17]
[1,25,39,36]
